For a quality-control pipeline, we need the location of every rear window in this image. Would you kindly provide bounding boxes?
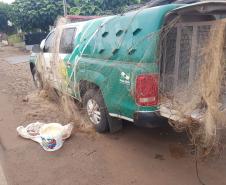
[59,28,76,54]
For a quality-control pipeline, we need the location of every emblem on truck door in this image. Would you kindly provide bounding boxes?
[120,72,130,85]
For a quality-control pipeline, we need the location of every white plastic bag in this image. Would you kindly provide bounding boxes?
[17,122,73,151]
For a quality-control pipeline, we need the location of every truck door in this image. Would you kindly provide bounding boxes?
[58,27,77,93]
[41,31,55,87]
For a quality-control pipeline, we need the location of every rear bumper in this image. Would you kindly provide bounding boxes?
[134,111,168,127]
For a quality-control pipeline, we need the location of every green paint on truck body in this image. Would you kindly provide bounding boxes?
[66,4,182,119]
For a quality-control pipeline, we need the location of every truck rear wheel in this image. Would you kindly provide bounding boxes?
[83,89,109,133]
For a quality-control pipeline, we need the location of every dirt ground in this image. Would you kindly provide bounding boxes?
[0,46,226,185]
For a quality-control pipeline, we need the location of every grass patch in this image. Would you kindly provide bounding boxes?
[8,34,23,44]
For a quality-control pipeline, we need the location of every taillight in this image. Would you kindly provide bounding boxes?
[135,74,159,106]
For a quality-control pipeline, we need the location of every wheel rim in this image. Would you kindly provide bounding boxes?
[86,99,101,125]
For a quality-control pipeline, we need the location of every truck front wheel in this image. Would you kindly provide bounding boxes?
[83,89,109,133]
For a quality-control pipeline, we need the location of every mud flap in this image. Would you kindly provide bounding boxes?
[107,115,123,133]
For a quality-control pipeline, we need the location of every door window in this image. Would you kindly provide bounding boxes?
[44,31,55,53]
[59,28,76,54]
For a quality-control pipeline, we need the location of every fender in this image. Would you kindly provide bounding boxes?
[76,69,107,99]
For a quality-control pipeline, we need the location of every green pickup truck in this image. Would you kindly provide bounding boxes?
[30,1,226,132]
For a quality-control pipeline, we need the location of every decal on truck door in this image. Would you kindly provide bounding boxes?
[120,72,130,85]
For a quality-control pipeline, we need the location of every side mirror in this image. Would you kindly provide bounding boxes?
[40,39,45,51]
[32,44,41,53]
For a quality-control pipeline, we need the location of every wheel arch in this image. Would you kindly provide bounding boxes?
[77,70,107,100]
[79,80,101,99]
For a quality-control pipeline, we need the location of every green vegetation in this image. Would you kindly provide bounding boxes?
[4,0,151,32]
[8,33,23,44]
[0,2,12,33]
[10,0,64,32]
[68,0,143,15]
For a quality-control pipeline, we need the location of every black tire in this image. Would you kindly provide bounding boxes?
[32,67,43,89]
[83,89,109,133]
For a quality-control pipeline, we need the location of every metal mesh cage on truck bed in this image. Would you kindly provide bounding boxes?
[160,20,226,122]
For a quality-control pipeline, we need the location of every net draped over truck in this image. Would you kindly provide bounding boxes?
[33,1,226,151]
